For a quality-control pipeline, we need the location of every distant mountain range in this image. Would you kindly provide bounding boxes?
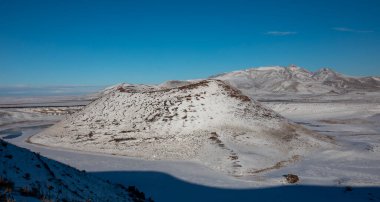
[211,65,380,96]
[97,65,380,102]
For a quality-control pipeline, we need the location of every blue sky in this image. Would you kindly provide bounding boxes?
[1,0,379,87]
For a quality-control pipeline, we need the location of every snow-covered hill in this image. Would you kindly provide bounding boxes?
[0,139,151,202]
[211,65,380,97]
[31,80,332,176]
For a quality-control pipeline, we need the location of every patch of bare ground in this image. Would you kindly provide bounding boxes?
[116,86,129,93]
[283,174,299,184]
[208,132,242,174]
[110,137,137,142]
[215,80,252,102]
[265,123,299,142]
[177,80,210,90]
[249,155,301,174]
[319,118,373,125]
[209,132,222,144]
[285,123,336,144]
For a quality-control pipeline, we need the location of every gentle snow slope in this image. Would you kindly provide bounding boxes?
[31,80,332,176]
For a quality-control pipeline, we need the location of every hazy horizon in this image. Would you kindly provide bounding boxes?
[0,85,106,97]
[1,65,379,97]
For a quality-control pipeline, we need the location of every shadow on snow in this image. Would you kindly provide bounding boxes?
[92,171,380,202]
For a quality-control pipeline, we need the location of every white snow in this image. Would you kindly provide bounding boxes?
[31,80,331,177]
[254,66,285,71]
[260,101,380,187]
[2,100,380,202]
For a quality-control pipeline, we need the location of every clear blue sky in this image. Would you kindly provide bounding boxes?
[1,0,379,86]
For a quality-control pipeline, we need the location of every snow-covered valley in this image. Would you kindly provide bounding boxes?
[1,66,380,201]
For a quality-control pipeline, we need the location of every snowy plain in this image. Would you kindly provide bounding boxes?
[1,95,380,201]
[2,113,379,202]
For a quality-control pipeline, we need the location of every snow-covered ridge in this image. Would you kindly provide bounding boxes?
[250,66,284,71]
[212,65,380,96]
[31,79,332,177]
[0,139,151,202]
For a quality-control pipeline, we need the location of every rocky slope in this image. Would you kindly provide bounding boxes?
[31,80,332,176]
[0,139,151,202]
